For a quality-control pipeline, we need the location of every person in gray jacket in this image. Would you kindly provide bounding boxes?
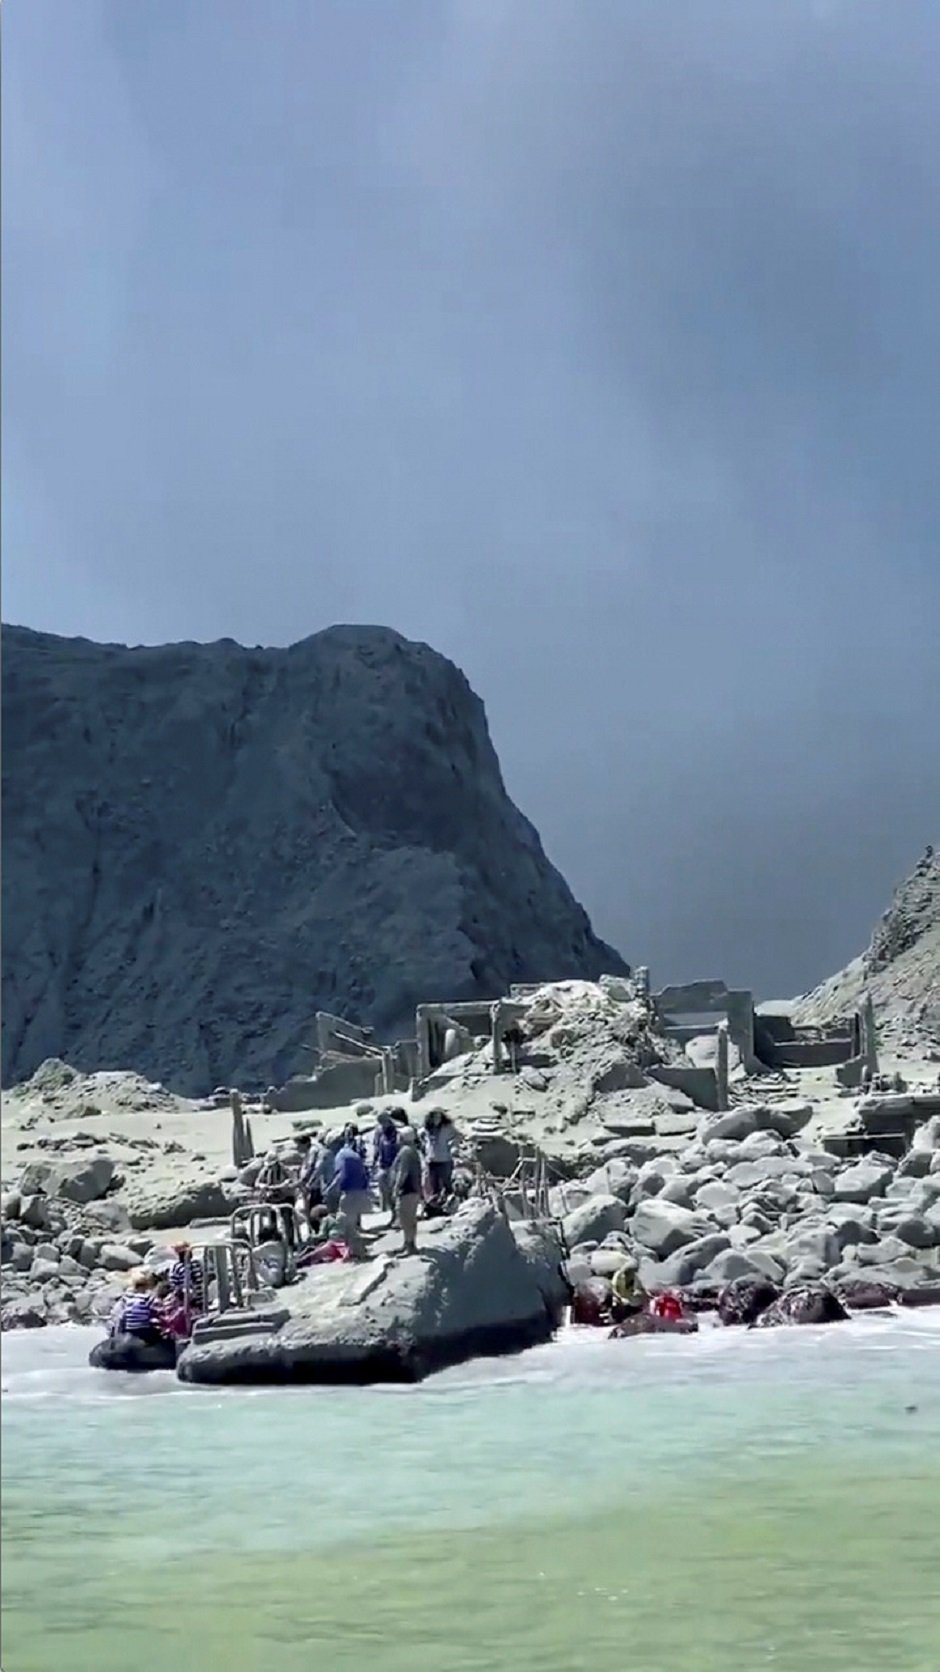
[392,1126,423,1256]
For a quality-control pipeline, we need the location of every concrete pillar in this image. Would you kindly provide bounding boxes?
[716,1023,730,1112]
[416,1007,432,1081]
[490,1002,504,1073]
[861,992,879,1078]
[725,991,758,1076]
[380,1047,395,1094]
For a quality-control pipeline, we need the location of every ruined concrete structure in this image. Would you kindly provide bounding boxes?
[269,970,887,1120]
[650,977,882,1111]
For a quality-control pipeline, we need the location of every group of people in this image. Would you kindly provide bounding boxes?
[109,1241,205,1346]
[294,1106,460,1260]
[108,1111,460,1347]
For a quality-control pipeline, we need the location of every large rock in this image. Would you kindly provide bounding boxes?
[1,624,626,1092]
[911,1115,940,1153]
[177,1201,566,1385]
[17,1156,116,1204]
[726,1157,808,1188]
[703,1247,785,1287]
[755,1283,848,1328]
[823,1205,878,1250]
[98,1242,141,1272]
[562,1195,626,1248]
[855,1259,940,1294]
[780,1224,841,1270]
[833,1159,894,1204]
[693,1180,741,1225]
[655,1232,731,1286]
[657,1176,696,1210]
[716,1277,781,1325]
[759,1101,813,1138]
[1,1296,48,1331]
[697,1108,758,1144]
[631,1200,712,1259]
[874,1208,937,1249]
[580,1159,637,1203]
[124,1179,232,1230]
[834,1276,898,1310]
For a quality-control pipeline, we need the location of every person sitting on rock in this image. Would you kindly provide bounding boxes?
[333,1133,373,1260]
[392,1126,423,1256]
[610,1260,645,1318]
[649,1290,685,1324]
[114,1270,168,1345]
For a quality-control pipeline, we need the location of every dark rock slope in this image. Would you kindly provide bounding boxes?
[2,624,627,1092]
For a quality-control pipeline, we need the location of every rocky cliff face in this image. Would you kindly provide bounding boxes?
[793,847,940,1041]
[1,624,627,1092]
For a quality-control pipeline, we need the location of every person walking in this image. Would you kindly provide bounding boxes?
[392,1126,423,1256]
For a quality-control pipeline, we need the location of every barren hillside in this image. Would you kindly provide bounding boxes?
[1,624,627,1092]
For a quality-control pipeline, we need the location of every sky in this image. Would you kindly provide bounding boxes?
[3,0,939,999]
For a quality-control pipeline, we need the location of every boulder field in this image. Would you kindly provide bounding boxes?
[560,1101,940,1310]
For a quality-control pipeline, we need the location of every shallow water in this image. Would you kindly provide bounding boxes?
[3,1312,940,1671]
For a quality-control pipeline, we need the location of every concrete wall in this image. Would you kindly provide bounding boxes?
[648,1064,718,1112]
[652,981,759,1076]
[315,1012,376,1059]
[653,979,734,1015]
[273,1058,381,1112]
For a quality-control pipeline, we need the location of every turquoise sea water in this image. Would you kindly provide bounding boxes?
[3,1312,940,1672]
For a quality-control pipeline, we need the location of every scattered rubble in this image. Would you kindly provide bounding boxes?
[4,905,940,1339]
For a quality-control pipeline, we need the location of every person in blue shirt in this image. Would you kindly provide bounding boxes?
[372,1110,402,1225]
[334,1134,372,1259]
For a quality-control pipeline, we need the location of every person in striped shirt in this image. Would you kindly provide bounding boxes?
[169,1242,205,1312]
[113,1271,167,1345]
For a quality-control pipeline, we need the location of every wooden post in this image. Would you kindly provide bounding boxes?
[230,1089,246,1168]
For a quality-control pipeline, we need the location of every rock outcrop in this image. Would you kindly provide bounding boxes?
[794,847,940,1042]
[1,624,627,1092]
[177,1201,566,1384]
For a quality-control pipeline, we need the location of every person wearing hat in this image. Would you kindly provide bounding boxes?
[392,1126,423,1256]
